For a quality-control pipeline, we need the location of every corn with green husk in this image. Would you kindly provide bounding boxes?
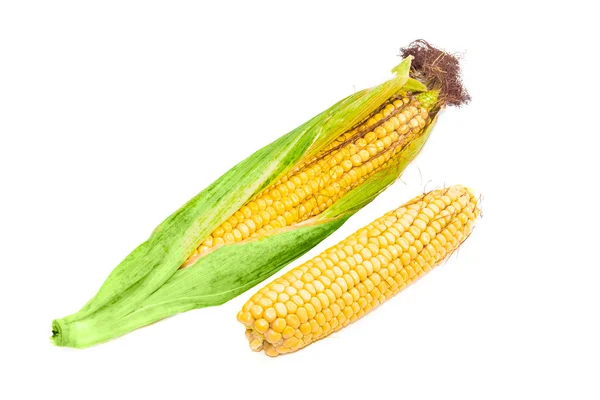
[52,40,469,348]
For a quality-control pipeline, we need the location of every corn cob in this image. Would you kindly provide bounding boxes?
[238,185,479,356]
[184,96,431,265]
[52,40,470,348]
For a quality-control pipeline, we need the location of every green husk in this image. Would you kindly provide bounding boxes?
[52,56,439,348]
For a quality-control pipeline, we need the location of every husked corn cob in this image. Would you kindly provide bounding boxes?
[185,96,431,264]
[238,185,479,356]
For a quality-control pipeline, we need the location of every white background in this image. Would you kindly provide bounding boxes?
[1,1,599,399]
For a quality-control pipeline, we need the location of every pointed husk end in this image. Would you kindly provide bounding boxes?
[401,39,471,108]
[51,319,64,346]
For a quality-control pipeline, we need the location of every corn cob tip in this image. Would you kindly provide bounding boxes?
[401,39,470,108]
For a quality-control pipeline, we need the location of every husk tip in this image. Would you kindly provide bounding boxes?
[51,319,63,346]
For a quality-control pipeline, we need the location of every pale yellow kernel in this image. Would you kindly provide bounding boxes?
[317,293,330,308]
[330,282,343,298]
[400,252,411,266]
[283,337,299,348]
[238,311,253,326]
[291,294,303,306]
[310,297,322,313]
[338,260,351,273]
[271,283,285,293]
[427,202,440,215]
[285,301,297,314]
[357,297,368,309]
[421,247,432,262]
[315,313,326,326]
[251,214,263,227]
[359,149,370,162]
[312,279,325,293]
[254,318,269,334]
[356,265,368,281]
[409,225,421,239]
[414,218,427,231]
[264,307,277,323]
[258,297,273,309]
[441,195,452,206]
[250,338,263,351]
[265,290,278,301]
[336,277,348,292]
[342,292,354,306]
[399,217,412,230]
[272,318,287,333]
[434,232,447,246]
[308,265,321,277]
[295,307,308,324]
[409,245,418,260]
[350,154,363,166]
[274,302,287,318]
[300,322,312,336]
[263,343,278,357]
[325,288,336,303]
[343,306,353,318]
[403,231,415,245]
[387,226,401,238]
[250,304,264,319]
[202,235,214,247]
[420,232,431,246]
[352,253,363,265]
[265,329,282,344]
[298,289,311,302]
[286,314,300,329]
[442,229,454,242]
[447,224,458,236]
[371,273,382,286]
[318,275,332,289]
[343,274,355,289]
[371,287,382,300]
[396,236,410,252]
[323,308,333,322]
[372,256,383,271]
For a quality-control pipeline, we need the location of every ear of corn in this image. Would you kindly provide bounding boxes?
[53,110,439,348]
[52,41,469,348]
[238,185,479,356]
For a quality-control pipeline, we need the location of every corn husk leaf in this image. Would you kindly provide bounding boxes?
[403,78,428,92]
